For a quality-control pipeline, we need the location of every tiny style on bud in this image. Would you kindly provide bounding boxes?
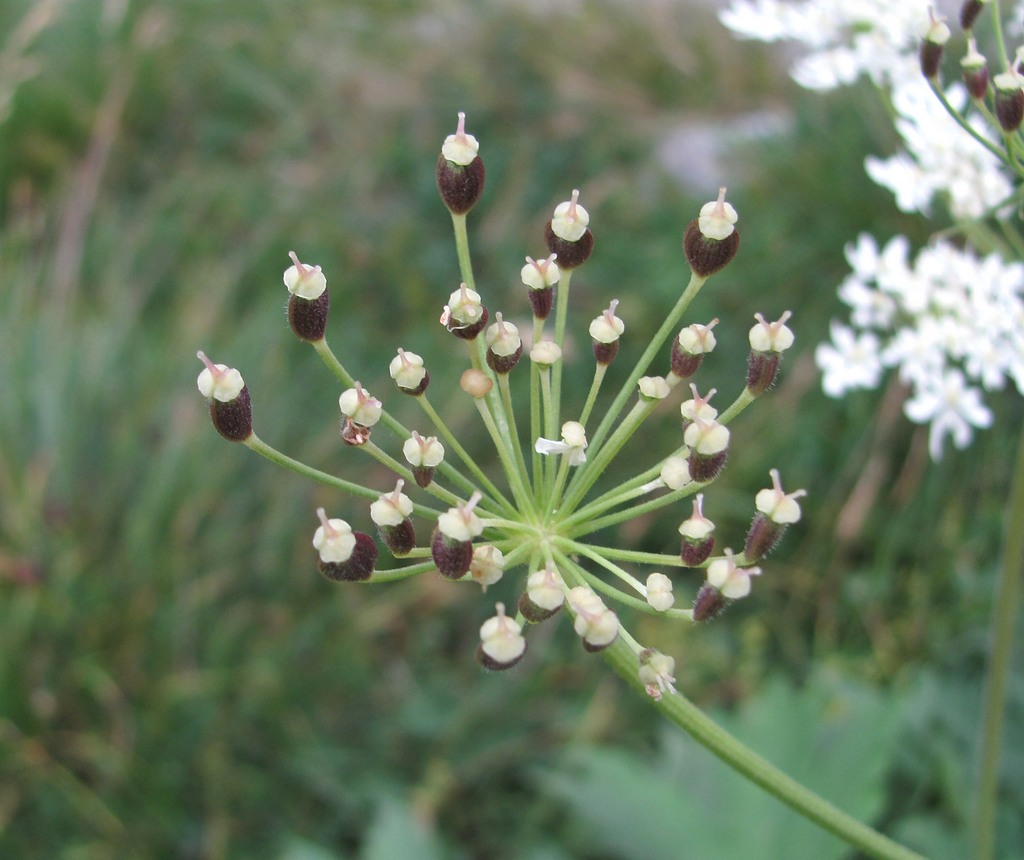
[283,251,330,342]
[196,351,253,441]
[684,188,739,277]
[746,311,794,396]
[313,508,378,582]
[436,111,485,215]
[477,603,527,671]
[431,492,484,579]
[522,254,560,319]
[544,190,594,269]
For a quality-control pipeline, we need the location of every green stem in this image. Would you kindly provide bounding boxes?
[973,424,1024,860]
[243,434,440,517]
[601,638,926,860]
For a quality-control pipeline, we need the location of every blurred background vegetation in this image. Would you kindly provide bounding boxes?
[1,0,1022,857]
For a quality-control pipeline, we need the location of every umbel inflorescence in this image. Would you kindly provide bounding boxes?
[196,112,803,698]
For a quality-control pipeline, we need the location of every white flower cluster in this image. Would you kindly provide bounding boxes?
[816,235,1024,458]
[721,0,1024,457]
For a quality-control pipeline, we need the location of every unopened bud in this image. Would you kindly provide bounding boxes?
[370,480,416,556]
[962,38,989,99]
[670,319,718,378]
[313,509,377,582]
[589,299,624,364]
[567,586,619,652]
[284,251,330,342]
[196,351,253,441]
[994,69,1024,131]
[684,189,739,277]
[679,493,715,566]
[518,564,565,622]
[469,545,505,590]
[747,311,794,395]
[485,312,523,373]
[544,190,594,269]
[684,419,729,482]
[645,573,674,611]
[436,112,485,214]
[390,348,429,395]
[477,603,527,670]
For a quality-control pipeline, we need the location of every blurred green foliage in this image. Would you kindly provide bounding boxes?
[1,0,1021,857]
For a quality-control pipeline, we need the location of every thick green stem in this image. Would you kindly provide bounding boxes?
[973,424,1024,860]
[601,638,926,860]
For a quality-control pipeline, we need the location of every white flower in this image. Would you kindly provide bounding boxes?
[535,421,588,465]
[755,469,807,524]
[904,369,993,459]
[339,383,382,427]
[639,650,677,701]
[645,573,674,611]
[697,188,738,240]
[659,455,692,491]
[521,254,560,289]
[705,550,762,600]
[815,322,884,397]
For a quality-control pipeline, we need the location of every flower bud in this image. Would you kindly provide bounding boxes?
[994,68,1024,131]
[441,283,489,340]
[469,545,505,590]
[670,319,718,379]
[518,564,565,622]
[683,188,739,277]
[743,469,806,562]
[390,348,429,395]
[638,376,670,401]
[436,112,485,214]
[196,351,253,441]
[645,573,674,611]
[313,508,377,582]
[589,299,624,364]
[283,251,329,342]
[679,493,715,566]
[638,648,677,701]
[535,421,588,466]
[567,586,619,652]
[962,38,989,100]
[693,550,762,621]
[920,9,950,80]
[960,0,986,32]
[544,190,594,269]
[530,339,562,368]
[370,480,416,556]
[339,382,382,428]
[522,254,560,319]
[460,368,493,398]
[477,603,526,670]
[680,384,718,431]
[660,455,691,491]
[485,312,523,373]
[432,492,483,579]
[684,418,729,482]
[403,431,445,487]
[747,311,794,395]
